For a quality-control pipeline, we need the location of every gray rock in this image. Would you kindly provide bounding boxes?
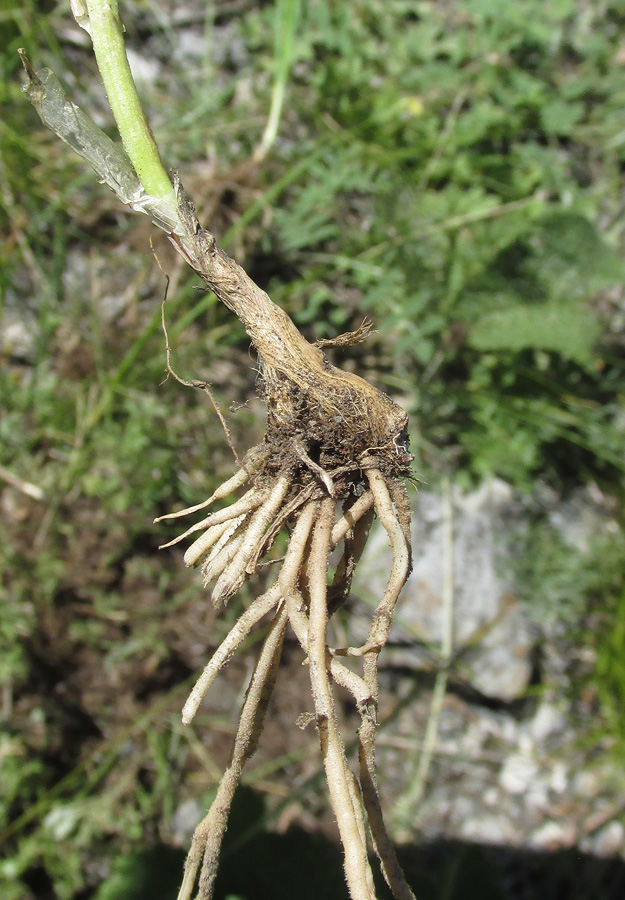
[458,814,518,844]
[499,753,540,795]
[548,482,620,553]
[592,820,625,857]
[171,798,203,846]
[0,308,38,362]
[529,819,577,851]
[353,479,625,860]
[353,479,533,701]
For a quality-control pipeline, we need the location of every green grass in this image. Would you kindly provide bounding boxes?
[2,1,625,898]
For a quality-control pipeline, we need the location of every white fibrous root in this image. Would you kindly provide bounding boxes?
[162,450,415,900]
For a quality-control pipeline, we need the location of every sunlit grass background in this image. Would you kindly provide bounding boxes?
[2,1,625,898]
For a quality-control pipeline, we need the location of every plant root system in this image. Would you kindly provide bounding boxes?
[158,183,416,900]
[20,28,415,900]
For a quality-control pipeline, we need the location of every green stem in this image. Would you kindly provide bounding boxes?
[83,0,174,203]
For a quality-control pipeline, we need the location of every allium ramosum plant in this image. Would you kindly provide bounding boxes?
[21,3,416,898]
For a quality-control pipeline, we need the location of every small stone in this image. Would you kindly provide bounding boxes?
[0,309,37,362]
[126,48,161,83]
[500,718,520,744]
[529,820,577,850]
[483,787,499,807]
[459,815,516,844]
[499,753,539,794]
[177,27,207,60]
[592,821,625,857]
[518,732,534,756]
[573,769,600,799]
[171,799,203,846]
[530,702,566,743]
[526,782,550,813]
[548,763,568,795]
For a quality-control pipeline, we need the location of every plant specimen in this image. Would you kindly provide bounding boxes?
[20,2,415,898]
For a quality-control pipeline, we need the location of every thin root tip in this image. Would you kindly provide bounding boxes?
[181,702,195,726]
[153,510,183,523]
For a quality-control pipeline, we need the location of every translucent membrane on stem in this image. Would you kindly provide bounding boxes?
[19,58,182,234]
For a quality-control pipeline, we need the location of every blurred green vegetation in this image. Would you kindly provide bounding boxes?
[2,1,625,898]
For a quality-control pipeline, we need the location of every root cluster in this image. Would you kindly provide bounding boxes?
[158,182,416,900]
[20,40,417,900]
